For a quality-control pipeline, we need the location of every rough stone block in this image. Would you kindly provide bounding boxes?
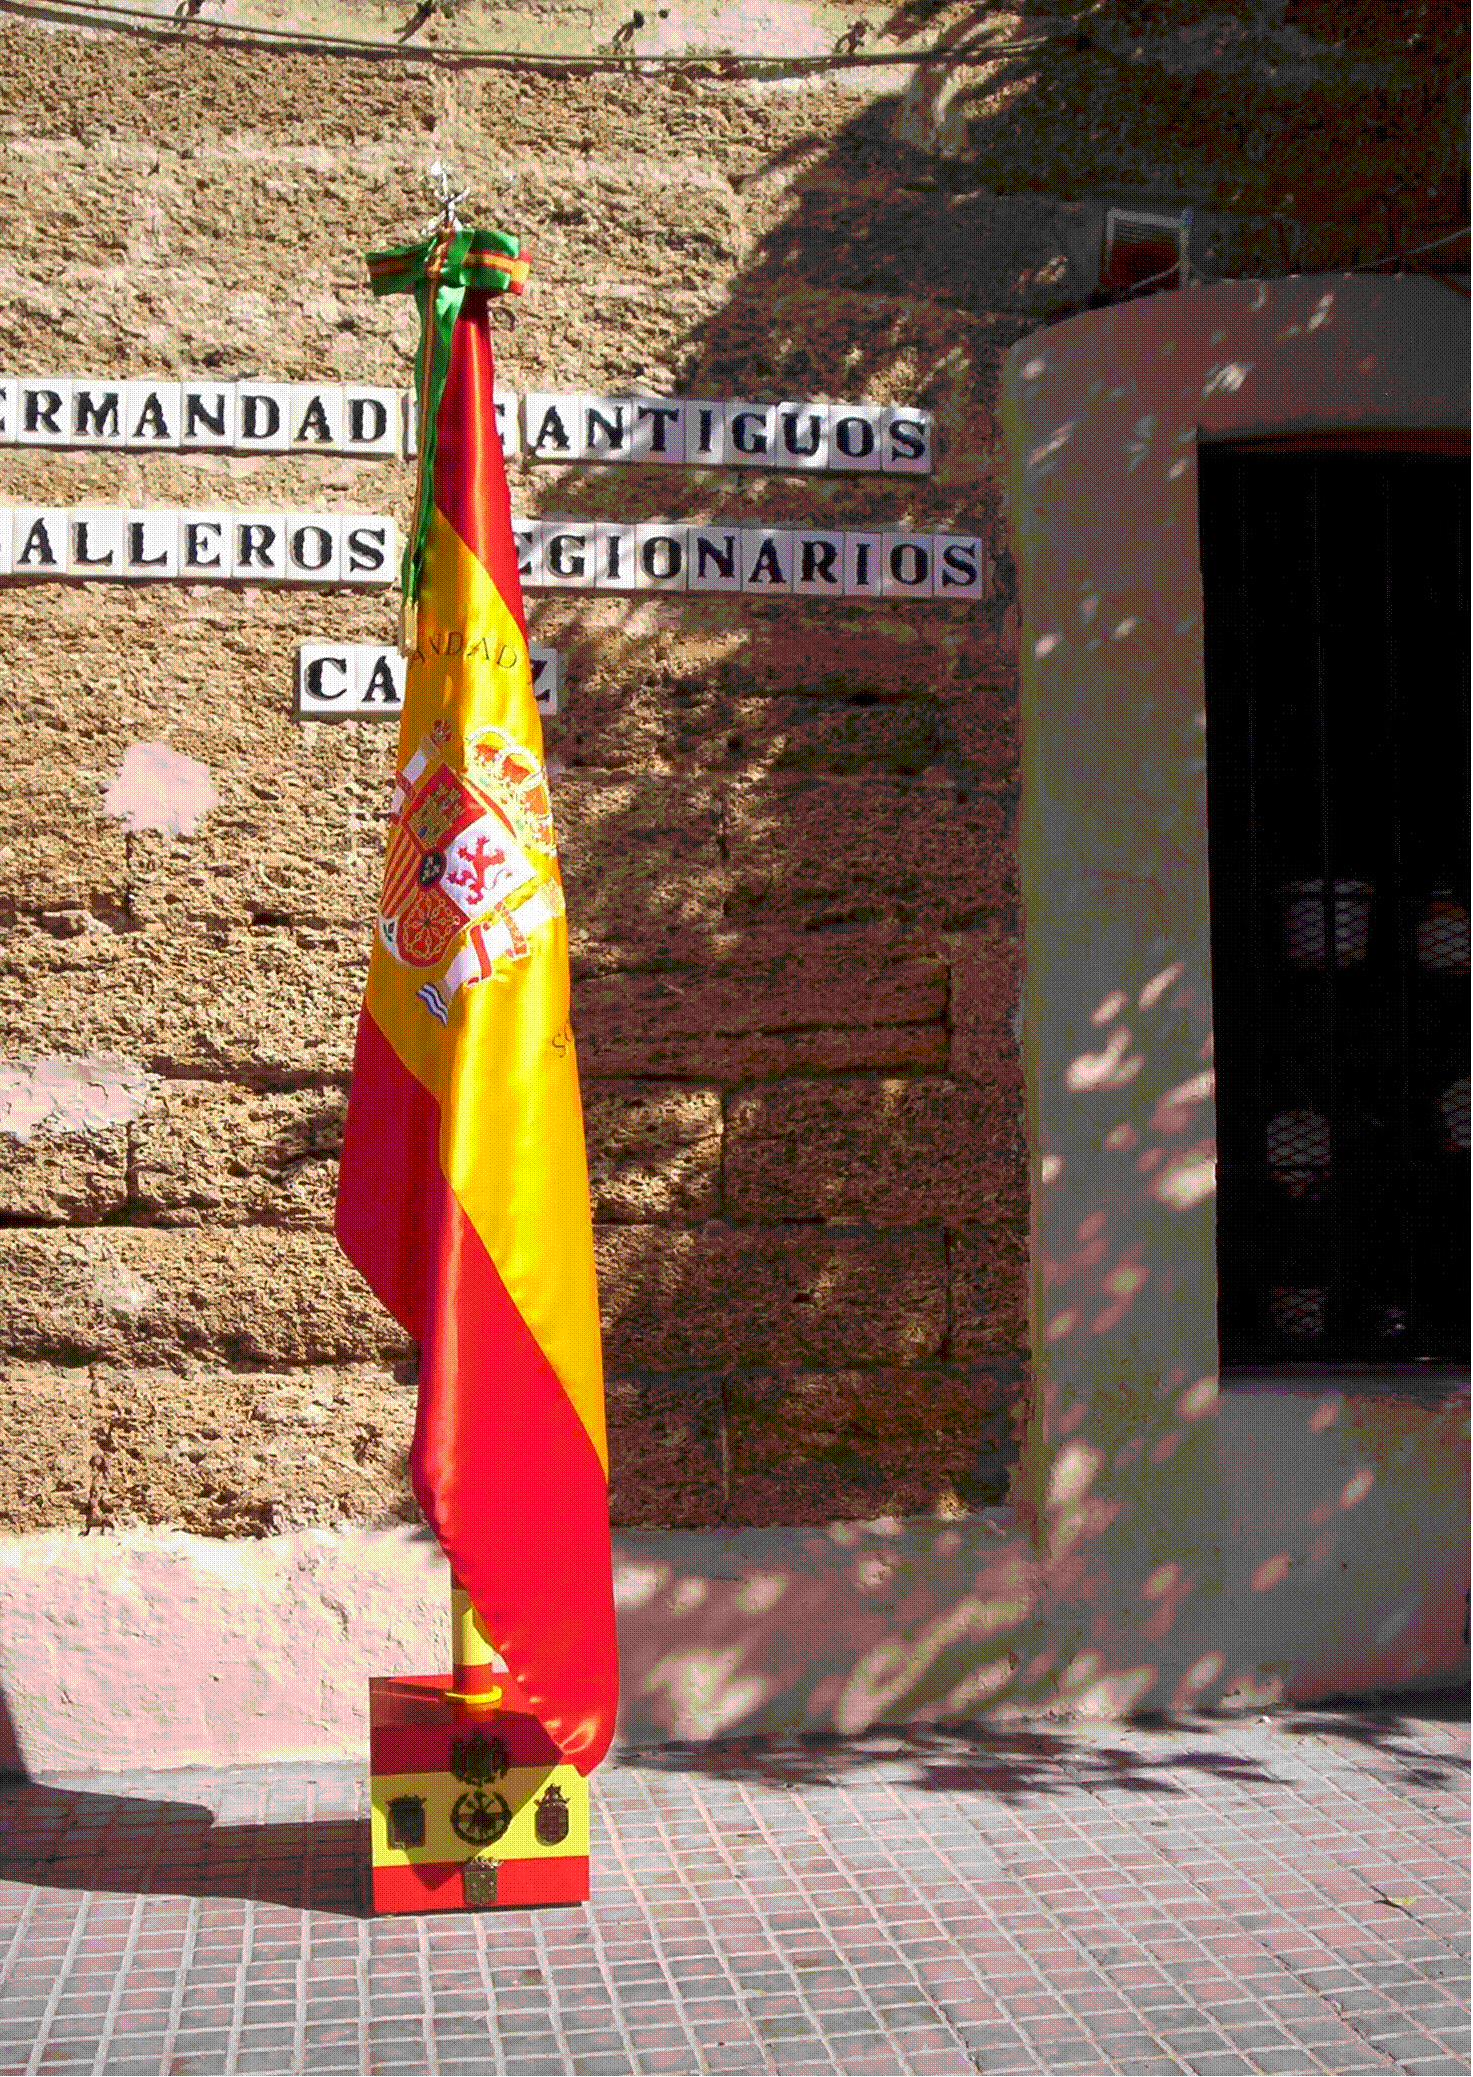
[596,1224,948,1371]
[949,1221,1031,1370]
[0,758,131,920]
[723,777,1012,933]
[0,1362,89,1530]
[0,923,366,1081]
[0,1053,144,1223]
[740,182,1065,318]
[87,1364,417,1536]
[606,1376,724,1529]
[0,1228,406,1369]
[947,932,1023,1086]
[585,1084,721,1224]
[550,620,943,777]
[0,1123,128,1225]
[725,1076,1024,1225]
[940,654,1019,789]
[130,1082,346,1227]
[573,933,948,1081]
[724,1368,1015,1526]
[557,775,726,957]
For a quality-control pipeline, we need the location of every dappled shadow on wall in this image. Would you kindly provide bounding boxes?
[604,915,1467,1737]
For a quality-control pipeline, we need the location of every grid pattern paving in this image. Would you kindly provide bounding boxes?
[0,1701,1465,2075]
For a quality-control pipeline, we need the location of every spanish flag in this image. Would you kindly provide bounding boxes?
[336,226,618,1774]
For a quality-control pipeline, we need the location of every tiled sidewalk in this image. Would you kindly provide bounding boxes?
[0,1699,1466,2075]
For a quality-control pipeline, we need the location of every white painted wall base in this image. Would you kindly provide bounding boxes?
[2,1380,1467,1777]
[0,1509,1037,1775]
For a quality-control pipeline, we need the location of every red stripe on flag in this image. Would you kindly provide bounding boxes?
[335,1011,618,1774]
[431,296,528,631]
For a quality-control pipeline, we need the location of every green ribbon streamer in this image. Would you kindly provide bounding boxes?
[364,226,525,627]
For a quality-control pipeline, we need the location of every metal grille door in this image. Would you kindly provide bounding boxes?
[1200,444,1470,1367]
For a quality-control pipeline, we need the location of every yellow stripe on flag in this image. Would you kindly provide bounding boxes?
[363,509,606,1473]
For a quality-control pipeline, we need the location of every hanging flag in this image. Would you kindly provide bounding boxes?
[336,222,618,1774]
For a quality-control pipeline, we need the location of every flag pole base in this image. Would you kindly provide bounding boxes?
[368,1670,589,1914]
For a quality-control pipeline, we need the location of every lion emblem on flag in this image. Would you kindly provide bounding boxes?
[378,720,564,1023]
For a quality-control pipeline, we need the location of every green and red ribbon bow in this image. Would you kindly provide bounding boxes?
[365,225,529,645]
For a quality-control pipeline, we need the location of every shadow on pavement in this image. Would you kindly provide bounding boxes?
[621,1694,1469,1796]
[0,1777,369,1917]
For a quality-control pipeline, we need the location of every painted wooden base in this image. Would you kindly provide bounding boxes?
[368,1671,590,1915]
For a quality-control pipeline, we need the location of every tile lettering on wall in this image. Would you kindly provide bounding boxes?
[0,378,934,471]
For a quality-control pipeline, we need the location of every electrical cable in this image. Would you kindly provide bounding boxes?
[0,0,1072,72]
[3,0,1462,286]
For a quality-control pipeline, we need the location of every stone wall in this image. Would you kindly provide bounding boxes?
[0,2,1463,1541]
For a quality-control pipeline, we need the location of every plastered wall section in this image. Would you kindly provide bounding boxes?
[0,5,1465,1545]
[1003,274,1470,1711]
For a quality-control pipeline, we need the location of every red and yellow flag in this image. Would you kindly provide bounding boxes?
[336,226,617,1774]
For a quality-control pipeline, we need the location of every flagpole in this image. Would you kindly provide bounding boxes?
[447,1577,504,1707]
[352,164,615,1910]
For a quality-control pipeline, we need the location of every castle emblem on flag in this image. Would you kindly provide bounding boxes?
[378,717,564,1022]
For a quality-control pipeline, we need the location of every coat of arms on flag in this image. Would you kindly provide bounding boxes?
[379,719,565,1023]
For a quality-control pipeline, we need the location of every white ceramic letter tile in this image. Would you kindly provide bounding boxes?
[340,517,396,587]
[882,532,935,597]
[290,384,345,451]
[683,403,726,466]
[286,514,342,584]
[934,533,988,599]
[235,383,291,451]
[539,522,593,588]
[524,394,579,461]
[353,646,406,711]
[233,512,287,581]
[509,517,542,590]
[635,524,687,590]
[69,384,126,448]
[343,386,399,456]
[687,526,742,592]
[124,511,179,579]
[529,646,559,715]
[882,406,933,474]
[0,378,16,444]
[594,522,639,591]
[843,531,884,596]
[493,387,518,459]
[178,511,235,580]
[67,509,125,577]
[11,508,66,571]
[16,382,70,446]
[125,381,181,448]
[775,403,829,472]
[726,403,776,467]
[582,396,631,461]
[179,384,236,450]
[741,528,793,589]
[792,531,845,595]
[828,405,882,472]
[297,645,355,715]
[630,397,685,463]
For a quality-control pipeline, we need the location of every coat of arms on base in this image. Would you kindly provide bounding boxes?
[368,1671,590,1914]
